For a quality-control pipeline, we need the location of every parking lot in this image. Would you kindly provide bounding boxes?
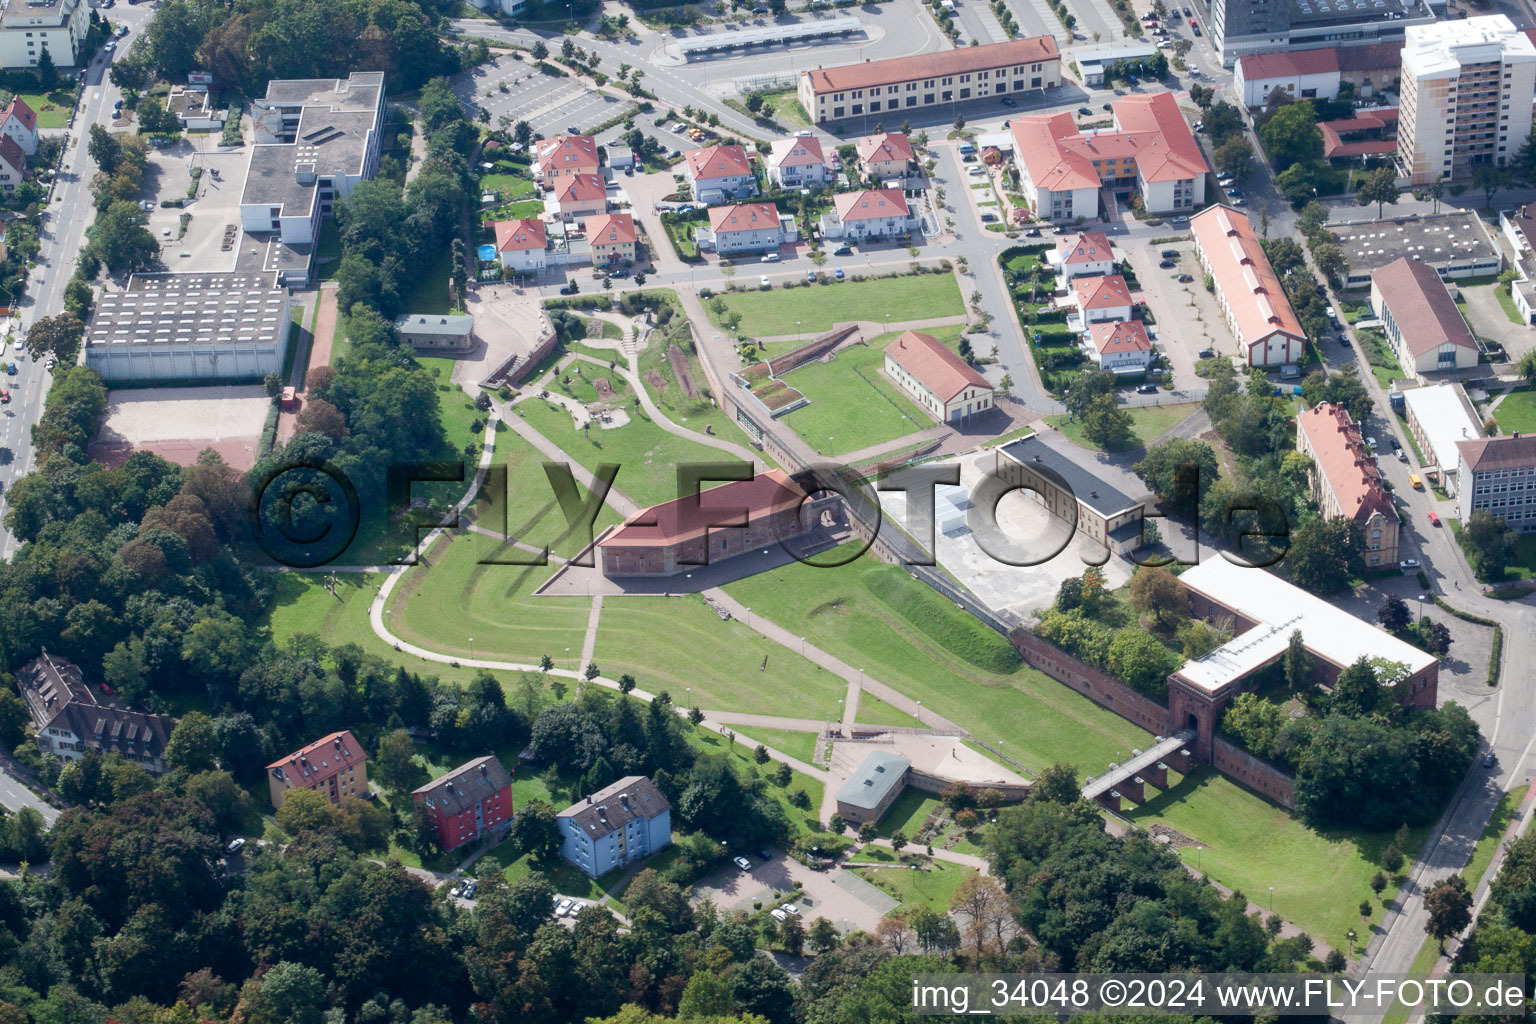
[457,56,638,139]
[691,850,897,935]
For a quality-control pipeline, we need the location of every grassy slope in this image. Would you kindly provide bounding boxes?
[1045,402,1200,452]
[730,725,820,765]
[855,692,925,728]
[712,274,965,336]
[852,859,975,913]
[779,341,932,456]
[481,418,623,560]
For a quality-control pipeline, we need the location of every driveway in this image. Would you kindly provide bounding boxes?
[1458,282,1533,363]
[691,851,896,934]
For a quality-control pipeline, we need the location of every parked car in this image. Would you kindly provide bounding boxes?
[1366,436,1378,449]
[1161,249,1180,258]
[1024,227,1042,237]
[463,880,479,900]
[1192,23,1201,34]
[1177,273,1194,282]
[795,128,814,137]
[806,269,816,281]
[5,362,14,375]
[556,898,575,917]
[782,903,800,916]
[759,275,771,288]
[771,908,788,922]
[0,390,9,404]
[1397,450,1408,462]
[1326,306,1339,320]
[1159,259,1175,269]
[1001,97,1016,106]
[733,856,752,870]
[1428,511,1441,526]
[1136,384,1158,394]
[760,252,780,262]
[1198,348,1214,358]
[1078,106,1092,115]
[980,211,998,222]
[1102,102,1112,111]
[833,267,844,279]
[225,838,246,855]
[1400,559,1420,570]
[832,244,852,255]
[670,123,687,134]
[1485,752,1497,768]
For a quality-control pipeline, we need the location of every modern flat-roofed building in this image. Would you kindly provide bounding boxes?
[883,329,993,423]
[396,313,475,353]
[84,272,293,384]
[15,651,173,776]
[1190,204,1305,367]
[1457,433,1536,530]
[1209,0,1434,68]
[412,755,514,852]
[834,751,912,824]
[1397,16,1536,185]
[1011,92,1206,221]
[798,36,1060,126]
[1370,257,1479,378]
[1333,213,1502,288]
[1296,403,1401,567]
[995,435,1147,552]
[597,469,811,577]
[0,0,89,70]
[1168,557,1438,759]
[1233,43,1402,107]
[557,776,671,879]
[1401,381,1483,493]
[266,730,368,810]
[240,73,386,251]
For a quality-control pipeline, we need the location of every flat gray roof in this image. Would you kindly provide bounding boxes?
[1334,212,1499,278]
[86,273,288,349]
[997,434,1144,518]
[835,751,910,811]
[241,105,377,215]
[262,72,384,110]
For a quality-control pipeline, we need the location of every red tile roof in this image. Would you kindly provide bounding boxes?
[1058,231,1114,265]
[685,144,752,181]
[601,469,808,548]
[1,97,36,135]
[1013,93,1205,192]
[1457,433,1536,473]
[585,212,636,245]
[769,136,827,169]
[1320,108,1398,160]
[1109,92,1207,183]
[884,329,990,402]
[709,202,781,233]
[0,136,25,174]
[1189,204,1305,350]
[1089,319,1152,355]
[1011,112,1100,191]
[1236,47,1341,80]
[494,217,546,252]
[534,135,599,174]
[555,172,607,202]
[1073,274,1133,311]
[268,730,366,786]
[803,36,1059,95]
[1371,257,1477,358]
[1297,403,1399,528]
[856,131,914,166]
[834,188,908,221]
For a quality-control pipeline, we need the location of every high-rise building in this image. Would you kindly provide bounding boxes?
[1397,15,1536,185]
[1208,0,1434,68]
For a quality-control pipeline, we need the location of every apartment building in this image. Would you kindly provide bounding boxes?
[585,213,637,264]
[1209,0,1434,68]
[1397,15,1536,185]
[0,0,88,70]
[821,188,916,241]
[412,756,514,852]
[15,652,173,775]
[1296,403,1401,567]
[557,776,672,879]
[1190,204,1306,367]
[1456,433,1536,530]
[798,37,1060,126]
[1011,92,1206,221]
[266,730,368,810]
[533,134,600,184]
[1233,43,1402,107]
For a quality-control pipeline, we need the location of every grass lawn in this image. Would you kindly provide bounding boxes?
[478,419,623,560]
[779,340,931,456]
[730,725,820,765]
[855,692,925,728]
[724,550,1152,779]
[1045,402,1199,452]
[630,294,738,440]
[1462,785,1527,887]
[853,859,975,913]
[593,595,847,718]
[1493,285,1528,326]
[874,789,944,839]
[486,846,613,901]
[1358,328,1405,390]
[2,89,74,129]
[1383,937,1443,1024]
[711,273,965,336]
[1494,388,1536,435]
[688,728,826,839]
[1452,518,1536,581]
[387,531,590,672]
[1121,766,1428,952]
[756,88,811,128]
[479,173,538,200]
[398,252,456,315]
[516,395,747,508]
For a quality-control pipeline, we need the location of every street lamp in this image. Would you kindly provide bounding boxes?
[469,637,475,658]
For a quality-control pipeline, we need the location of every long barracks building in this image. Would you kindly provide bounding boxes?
[798,37,1061,126]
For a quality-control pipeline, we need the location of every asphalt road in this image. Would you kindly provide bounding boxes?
[0,766,60,826]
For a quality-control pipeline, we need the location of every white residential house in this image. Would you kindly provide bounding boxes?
[767,137,831,188]
[550,173,608,222]
[0,98,37,156]
[820,189,915,241]
[0,136,26,193]
[1072,274,1134,325]
[1052,231,1115,282]
[701,202,792,255]
[1086,320,1154,373]
[493,218,548,273]
[683,144,758,204]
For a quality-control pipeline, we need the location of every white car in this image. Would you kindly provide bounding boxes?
[771,908,788,922]
[1400,559,1421,570]
[556,898,575,917]
[225,838,246,855]
[758,275,771,288]
[781,903,800,916]
[11,338,22,353]
[733,856,752,870]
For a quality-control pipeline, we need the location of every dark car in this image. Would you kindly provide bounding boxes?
[1178,273,1194,282]
[5,362,14,375]
[1137,384,1159,394]
[1198,348,1214,358]
[1102,102,1112,111]
[1192,24,1201,34]
[832,244,852,255]
[567,126,580,135]
[1161,249,1179,258]
[1024,227,1042,237]
[1159,259,1175,269]
[1340,336,1350,347]
[1001,96,1016,106]
[1078,106,1092,115]
[757,848,773,861]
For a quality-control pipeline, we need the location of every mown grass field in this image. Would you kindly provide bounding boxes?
[779,339,931,456]
[730,725,820,765]
[856,692,925,728]
[479,418,623,560]
[1045,402,1199,452]
[709,273,965,336]
[853,859,974,913]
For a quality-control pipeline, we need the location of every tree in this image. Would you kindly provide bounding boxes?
[295,398,348,439]
[1519,349,1536,385]
[92,201,160,275]
[35,44,57,90]
[753,744,770,764]
[1283,629,1311,692]
[1079,392,1135,450]
[374,729,424,794]
[1377,595,1412,633]
[1215,135,1253,180]
[1028,762,1080,805]
[1370,871,1387,897]
[950,873,1007,967]
[857,820,878,843]
[24,312,85,362]
[1259,103,1322,168]
[1423,874,1472,951]
[165,711,218,773]
[890,829,907,852]
[1462,509,1518,579]
[1298,200,1330,236]
[744,92,764,114]
[1285,516,1365,594]
[1474,163,1512,210]
[531,41,548,60]
[275,788,336,835]
[1356,165,1401,218]
[1381,843,1405,875]
[1276,162,1321,206]
[1134,438,1219,518]
[808,917,840,953]
[1128,565,1189,625]
[689,706,705,726]
[89,123,123,175]
[509,799,562,860]
[780,912,805,955]
[1106,629,1181,696]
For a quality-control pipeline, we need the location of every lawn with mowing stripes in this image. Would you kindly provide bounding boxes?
[853,859,976,913]
[1121,765,1427,952]
[779,340,931,456]
[710,273,965,336]
[594,595,846,718]
[724,550,1151,778]
[1494,388,1536,435]
[515,396,748,507]
[856,692,925,728]
[731,725,820,765]
[478,419,623,560]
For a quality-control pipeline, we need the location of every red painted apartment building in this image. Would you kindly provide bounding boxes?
[412,755,515,852]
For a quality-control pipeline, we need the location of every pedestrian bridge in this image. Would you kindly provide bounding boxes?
[1080,730,1194,812]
